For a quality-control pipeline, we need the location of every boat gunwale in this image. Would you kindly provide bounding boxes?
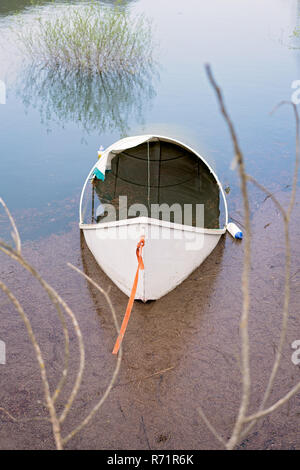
[80,216,226,235]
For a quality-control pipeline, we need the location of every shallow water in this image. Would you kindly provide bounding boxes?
[0,190,300,450]
[0,0,300,239]
[0,0,300,450]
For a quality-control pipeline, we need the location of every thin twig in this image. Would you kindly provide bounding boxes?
[0,203,122,449]
[203,68,300,449]
[0,198,21,254]
[244,379,300,423]
[140,366,174,381]
[0,407,50,423]
[206,64,251,450]
[0,240,70,405]
[0,241,82,425]
[62,263,122,445]
[197,407,225,446]
[0,280,62,450]
[241,102,299,438]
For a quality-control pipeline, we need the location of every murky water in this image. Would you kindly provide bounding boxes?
[0,0,300,450]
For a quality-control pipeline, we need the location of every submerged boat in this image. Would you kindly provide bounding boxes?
[79,135,240,302]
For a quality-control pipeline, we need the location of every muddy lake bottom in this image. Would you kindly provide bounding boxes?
[0,189,300,450]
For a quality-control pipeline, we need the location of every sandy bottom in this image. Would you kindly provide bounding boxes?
[0,189,300,450]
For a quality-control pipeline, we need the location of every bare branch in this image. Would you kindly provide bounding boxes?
[246,175,286,219]
[62,263,122,445]
[0,197,21,254]
[242,102,299,438]
[244,379,300,423]
[197,407,225,446]
[0,239,70,405]
[0,202,121,449]
[204,67,300,449]
[0,241,80,423]
[0,407,50,423]
[0,279,62,449]
[206,64,251,450]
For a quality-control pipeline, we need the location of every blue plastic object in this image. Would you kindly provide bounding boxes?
[235,231,243,240]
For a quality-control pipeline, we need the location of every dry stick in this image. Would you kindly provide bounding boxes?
[238,176,288,440]
[0,280,63,450]
[113,367,175,389]
[197,407,226,446]
[0,407,50,423]
[0,242,84,426]
[205,64,251,450]
[240,103,299,438]
[141,366,174,381]
[243,379,300,423]
[0,198,21,254]
[0,227,70,405]
[200,79,300,444]
[0,237,120,447]
[272,102,299,221]
[0,242,70,405]
[247,176,290,413]
[0,204,121,448]
[247,175,286,217]
[63,263,122,445]
[240,102,299,436]
[67,263,120,337]
[261,102,299,402]
[0,205,70,415]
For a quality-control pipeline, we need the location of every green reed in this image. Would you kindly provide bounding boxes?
[17,2,154,75]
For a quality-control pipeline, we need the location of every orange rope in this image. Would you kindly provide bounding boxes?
[112,236,145,354]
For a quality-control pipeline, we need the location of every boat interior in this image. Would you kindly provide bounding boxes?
[85,139,223,229]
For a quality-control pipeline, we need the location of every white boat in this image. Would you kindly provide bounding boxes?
[79,135,239,301]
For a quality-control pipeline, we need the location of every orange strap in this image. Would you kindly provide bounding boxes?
[112,237,145,354]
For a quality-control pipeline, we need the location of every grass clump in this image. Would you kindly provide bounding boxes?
[18,2,154,75]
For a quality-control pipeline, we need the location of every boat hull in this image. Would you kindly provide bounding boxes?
[82,217,224,301]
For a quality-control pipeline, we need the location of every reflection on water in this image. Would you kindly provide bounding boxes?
[17,64,157,135]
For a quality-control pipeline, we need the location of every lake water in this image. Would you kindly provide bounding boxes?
[0,0,300,240]
[1,0,300,451]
